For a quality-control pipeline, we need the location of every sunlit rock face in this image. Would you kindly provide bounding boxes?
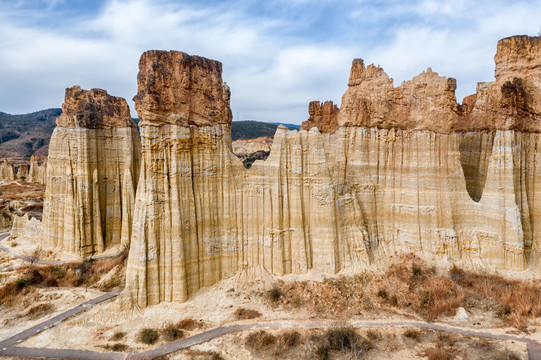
[41,86,141,257]
[0,158,16,180]
[28,155,47,184]
[125,36,541,308]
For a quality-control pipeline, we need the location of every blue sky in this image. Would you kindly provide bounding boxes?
[1,0,540,124]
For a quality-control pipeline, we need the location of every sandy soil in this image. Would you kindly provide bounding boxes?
[13,265,537,359]
[0,287,105,342]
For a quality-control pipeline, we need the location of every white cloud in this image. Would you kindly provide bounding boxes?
[0,0,540,123]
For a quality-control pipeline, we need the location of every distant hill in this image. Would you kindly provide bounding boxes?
[231,121,299,141]
[0,110,298,157]
[0,108,61,158]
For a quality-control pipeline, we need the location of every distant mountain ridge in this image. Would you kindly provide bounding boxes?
[231,120,299,141]
[0,108,61,158]
[0,109,299,157]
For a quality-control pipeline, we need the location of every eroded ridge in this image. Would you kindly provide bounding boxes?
[122,36,541,308]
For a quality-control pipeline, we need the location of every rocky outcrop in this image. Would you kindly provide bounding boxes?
[300,101,340,133]
[9,214,41,243]
[124,36,541,308]
[40,86,141,257]
[28,155,47,184]
[0,158,16,181]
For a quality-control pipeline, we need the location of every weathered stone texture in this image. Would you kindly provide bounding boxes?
[124,36,541,308]
[28,155,47,184]
[0,158,16,181]
[300,101,340,133]
[41,86,140,257]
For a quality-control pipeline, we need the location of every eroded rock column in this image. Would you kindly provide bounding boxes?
[41,86,141,257]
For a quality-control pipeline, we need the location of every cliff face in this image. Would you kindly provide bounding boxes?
[0,158,16,181]
[125,36,541,308]
[28,155,47,184]
[41,86,141,257]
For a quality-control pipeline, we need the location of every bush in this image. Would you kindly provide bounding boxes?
[245,330,276,351]
[268,286,283,302]
[111,343,128,352]
[403,328,421,341]
[24,303,54,319]
[139,328,159,345]
[277,330,301,348]
[177,318,201,330]
[325,326,359,350]
[377,288,388,300]
[424,346,449,360]
[162,323,184,341]
[235,307,262,320]
[110,331,126,341]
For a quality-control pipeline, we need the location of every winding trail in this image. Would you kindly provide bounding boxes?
[1,233,540,359]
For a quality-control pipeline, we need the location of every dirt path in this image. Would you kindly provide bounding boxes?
[1,230,540,359]
[126,320,541,360]
[0,295,539,360]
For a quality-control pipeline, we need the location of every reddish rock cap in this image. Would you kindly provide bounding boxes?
[133,50,232,126]
[56,86,134,129]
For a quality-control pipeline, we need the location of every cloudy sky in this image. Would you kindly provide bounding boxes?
[1,0,540,124]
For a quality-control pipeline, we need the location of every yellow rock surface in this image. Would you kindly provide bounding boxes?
[40,86,141,257]
[118,36,541,307]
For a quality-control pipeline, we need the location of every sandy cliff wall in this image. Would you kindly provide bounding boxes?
[40,86,141,257]
[0,158,16,181]
[125,36,541,308]
[28,155,47,184]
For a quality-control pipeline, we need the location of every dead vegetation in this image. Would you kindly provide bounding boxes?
[234,307,262,320]
[242,327,523,360]
[269,254,541,330]
[0,252,127,309]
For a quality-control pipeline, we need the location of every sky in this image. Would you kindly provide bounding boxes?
[0,0,540,124]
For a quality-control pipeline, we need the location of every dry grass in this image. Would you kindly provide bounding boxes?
[176,318,204,331]
[234,307,262,320]
[24,302,54,319]
[424,346,450,360]
[139,328,159,345]
[161,323,185,341]
[449,265,541,329]
[184,350,224,360]
[110,331,126,341]
[274,254,541,329]
[403,328,421,341]
[245,330,277,351]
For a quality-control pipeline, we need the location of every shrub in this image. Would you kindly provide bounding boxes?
[110,331,126,341]
[424,346,449,360]
[235,307,262,320]
[325,326,359,350]
[268,286,283,302]
[277,330,301,348]
[111,343,128,352]
[139,328,159,345]
[377,288,388,300]
[403,328,421,341]
[162,323,184,341]
[245,330,276,351]
[24,303,54,319]
[314,344,330,360]
[175,318,201,331]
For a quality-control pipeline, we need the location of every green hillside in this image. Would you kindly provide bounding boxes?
[231,120,299,141]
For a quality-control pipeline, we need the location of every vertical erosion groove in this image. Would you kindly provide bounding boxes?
[458,132,495,202]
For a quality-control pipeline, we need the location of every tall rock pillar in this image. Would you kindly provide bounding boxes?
[41,86,141,257]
